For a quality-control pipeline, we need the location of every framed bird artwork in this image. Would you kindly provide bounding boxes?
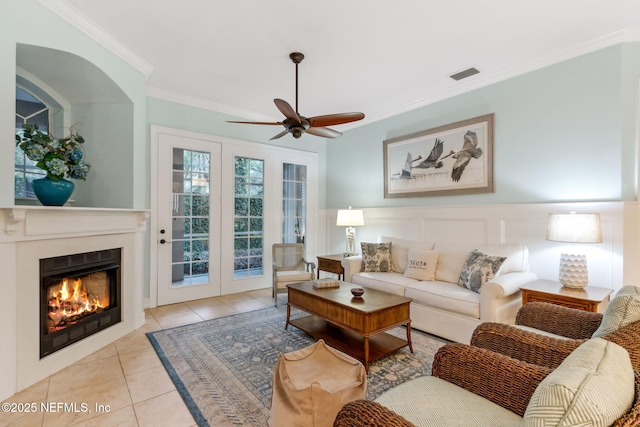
[383,113,494,198]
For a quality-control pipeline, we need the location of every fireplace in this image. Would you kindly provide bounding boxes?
[40,248,122,358]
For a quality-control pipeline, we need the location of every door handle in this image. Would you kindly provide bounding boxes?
[159,229,171,244]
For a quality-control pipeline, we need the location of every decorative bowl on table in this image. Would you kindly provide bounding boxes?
[350,287,365,297]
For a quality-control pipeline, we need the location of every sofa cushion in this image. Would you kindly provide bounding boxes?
[403,248,438,281]
[458,250,506,293]
[352,272,416,296]
[592,287,640,338]
[378,236,435,273]
[514,325,573,340]
[435,250,471,283]
[523,338,634,427]
[475,244,529,275]
[375,376,522,426]
[360,242,392,272]
[405,280,480,318]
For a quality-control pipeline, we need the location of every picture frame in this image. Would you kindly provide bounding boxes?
[383,113,494,198]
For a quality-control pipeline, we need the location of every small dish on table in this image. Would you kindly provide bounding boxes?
[351,287,365,297]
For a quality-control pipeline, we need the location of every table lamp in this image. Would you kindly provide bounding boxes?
[546,212,602,288]
[336,207,365,256]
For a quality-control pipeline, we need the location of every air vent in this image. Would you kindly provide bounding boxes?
[450,67,480,81]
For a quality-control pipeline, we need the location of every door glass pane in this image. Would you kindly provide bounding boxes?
[234,156,264,279]
[171,148,210,287]
[282,163,306,244]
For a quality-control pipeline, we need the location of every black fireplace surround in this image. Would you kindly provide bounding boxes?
[40,248,122,358]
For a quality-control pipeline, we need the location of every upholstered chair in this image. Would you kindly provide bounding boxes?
[272,243,315,306]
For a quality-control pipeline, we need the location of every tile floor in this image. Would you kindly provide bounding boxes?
[1,288,275,427]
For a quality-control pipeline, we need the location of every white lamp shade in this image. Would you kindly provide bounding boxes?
[546,213,602,243]
[336,209,365,227]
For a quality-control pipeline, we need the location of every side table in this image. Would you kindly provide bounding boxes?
[520,279,613,313]
[316,254,345,280]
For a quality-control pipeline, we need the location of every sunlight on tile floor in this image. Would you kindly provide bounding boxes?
[1,288,275,427]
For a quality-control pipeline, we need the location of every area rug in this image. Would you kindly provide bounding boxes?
[147,306,448,427]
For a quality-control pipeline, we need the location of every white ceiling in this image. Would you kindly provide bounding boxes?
[46,0,640,129]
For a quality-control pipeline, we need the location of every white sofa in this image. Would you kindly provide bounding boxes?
[341,236,538,343]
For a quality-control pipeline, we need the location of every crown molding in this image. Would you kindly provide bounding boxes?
[39,0,154,77]
[362,26,640,127]
[36,1,639,132]
[146,85,278,122]
[149,26,640,131]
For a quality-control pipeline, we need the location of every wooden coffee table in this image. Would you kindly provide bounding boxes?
[285,281,413,372]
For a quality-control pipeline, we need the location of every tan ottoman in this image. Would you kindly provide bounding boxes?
[268,339,367,427]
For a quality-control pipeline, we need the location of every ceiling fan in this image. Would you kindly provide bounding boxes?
[227,52,365,140]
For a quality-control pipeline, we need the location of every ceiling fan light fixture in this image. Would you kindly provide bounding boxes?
[227,52,365,140]
[292,128,304,138]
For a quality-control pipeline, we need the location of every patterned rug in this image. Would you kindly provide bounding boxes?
[147,306,448,427]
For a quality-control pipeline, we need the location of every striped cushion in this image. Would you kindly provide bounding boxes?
[523,338,634,427]
[375,376,522,426]
[592,287,640,337]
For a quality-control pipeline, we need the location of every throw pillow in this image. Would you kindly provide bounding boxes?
[378,236,435,273]
[458,250,506,293]
[361,242,392,272]
[435,250,471,283]
[592,291,640,338]
[403,248,439,281]
[523,338,634,427]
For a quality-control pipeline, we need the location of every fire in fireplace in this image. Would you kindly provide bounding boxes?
[47,273,110,332]
[40,248,122,358]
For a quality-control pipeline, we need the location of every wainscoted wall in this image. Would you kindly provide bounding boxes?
[317,201,637,293]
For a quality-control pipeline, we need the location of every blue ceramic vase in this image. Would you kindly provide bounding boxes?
[32,177,75,206]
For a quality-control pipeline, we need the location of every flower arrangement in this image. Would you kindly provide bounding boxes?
[15,123,91,181]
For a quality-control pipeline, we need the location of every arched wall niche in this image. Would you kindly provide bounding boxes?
[16,43,135,208]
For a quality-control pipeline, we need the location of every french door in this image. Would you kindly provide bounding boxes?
[157,133,221,305]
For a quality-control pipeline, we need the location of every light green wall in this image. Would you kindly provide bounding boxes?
[73,103,135,208]
[326,44,640,209]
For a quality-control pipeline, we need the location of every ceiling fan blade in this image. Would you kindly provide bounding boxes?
[274,99,301,124]
[269,129,290,140]
[226,120,282,125]
[306,127,342,139]
[308,112,365,128]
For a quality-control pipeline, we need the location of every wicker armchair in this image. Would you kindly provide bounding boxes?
[515,301,602,338]
[334,342,640,427]
[471,302,640,370]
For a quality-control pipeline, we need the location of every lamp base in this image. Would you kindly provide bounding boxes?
[558,253,589,288]
[345,227,356,255]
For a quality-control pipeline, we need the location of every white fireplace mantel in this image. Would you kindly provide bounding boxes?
[1,206,149,241]
[0,206,149,402]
